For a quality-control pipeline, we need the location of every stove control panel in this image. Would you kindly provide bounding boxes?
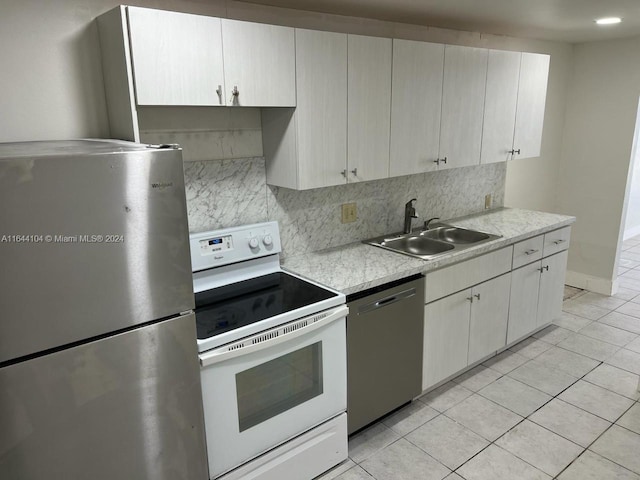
[190,221,282,272]
[199,235,233,256]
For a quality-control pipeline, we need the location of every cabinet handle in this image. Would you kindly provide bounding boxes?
[474,293,481,301]
[216,85,222,97]
[538,265,549,273]
[433,157,447,166]
[509,149,521,155]
[351,167,358,176]
[553,239,566,245]
[341,169,347,178]
[525,249,539,255]
[466,296,474,303]
[232,86,239,97]
[441,157,447,164]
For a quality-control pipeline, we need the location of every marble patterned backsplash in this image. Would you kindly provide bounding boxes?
[184,157,506,258]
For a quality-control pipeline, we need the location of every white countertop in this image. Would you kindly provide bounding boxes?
[282,208,576,295]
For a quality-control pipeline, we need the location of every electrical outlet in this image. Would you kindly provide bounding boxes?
[341,203,357,223]
[485,194,492,210]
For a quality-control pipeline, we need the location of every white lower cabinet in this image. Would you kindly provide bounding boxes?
[422,227,571,392]
[507,248,568,345]
[507,261,542,344]
[423,272,511,390]
[423,290,472,390]
[536,250,568,327]
[468,273,511,365]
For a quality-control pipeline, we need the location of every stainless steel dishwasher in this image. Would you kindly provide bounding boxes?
[346,274,425,434]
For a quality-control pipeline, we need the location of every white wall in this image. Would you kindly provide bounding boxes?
[558,36,640,294]
[624,114,640,240]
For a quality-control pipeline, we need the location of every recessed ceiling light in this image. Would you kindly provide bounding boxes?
[595,17,622,25]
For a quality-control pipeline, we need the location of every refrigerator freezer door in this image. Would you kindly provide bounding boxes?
[0,312,208,480]
[0,140,194,363]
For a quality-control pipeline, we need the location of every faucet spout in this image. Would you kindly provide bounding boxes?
[403,198,418,234]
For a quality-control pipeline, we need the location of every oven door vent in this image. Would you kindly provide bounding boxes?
[283,320,307,334]
[199,305,349,367]
[253,330,280,344]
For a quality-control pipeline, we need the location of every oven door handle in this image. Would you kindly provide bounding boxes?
[199,305,349,367]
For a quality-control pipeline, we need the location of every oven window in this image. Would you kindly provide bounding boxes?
[236,342,323,432]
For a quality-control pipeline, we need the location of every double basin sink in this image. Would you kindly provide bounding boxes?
[364,224,501,260]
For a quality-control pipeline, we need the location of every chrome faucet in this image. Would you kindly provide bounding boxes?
[403,198,418,234]
[423,217,441,230]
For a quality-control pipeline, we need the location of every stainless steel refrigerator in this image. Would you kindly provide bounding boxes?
[0,140,208,479]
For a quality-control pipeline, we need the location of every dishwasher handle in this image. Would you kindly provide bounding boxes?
[358,288,416,315]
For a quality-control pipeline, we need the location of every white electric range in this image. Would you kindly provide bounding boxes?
[190,221,348,480]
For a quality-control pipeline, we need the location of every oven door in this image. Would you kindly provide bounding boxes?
[199,305,348,479]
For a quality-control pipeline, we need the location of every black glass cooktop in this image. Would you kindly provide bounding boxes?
[194,272,338,340]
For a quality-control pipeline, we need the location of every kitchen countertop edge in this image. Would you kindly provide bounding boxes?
[282,208,576,295]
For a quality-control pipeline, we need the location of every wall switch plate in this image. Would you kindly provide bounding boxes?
[485,194,492,210]
[341,203,357,223]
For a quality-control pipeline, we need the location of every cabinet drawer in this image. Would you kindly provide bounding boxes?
[543,226,571,257]
[425,246,513,303]
[512,235,543,269]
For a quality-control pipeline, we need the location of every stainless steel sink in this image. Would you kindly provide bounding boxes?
[364,224,501,260]
[421,225,491,244]
[384,235,455,256]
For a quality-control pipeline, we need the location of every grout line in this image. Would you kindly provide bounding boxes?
[552,398,640,479]
[347,312,639,479]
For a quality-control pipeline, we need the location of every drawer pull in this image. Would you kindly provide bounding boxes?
[553,239,566,245]
[466,293,481,303]
[524,249,539,255]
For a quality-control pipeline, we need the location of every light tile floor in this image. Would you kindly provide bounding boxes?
[318,237,640,480]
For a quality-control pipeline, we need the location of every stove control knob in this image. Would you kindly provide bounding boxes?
[263,234,273,247]
[248,237,259,249]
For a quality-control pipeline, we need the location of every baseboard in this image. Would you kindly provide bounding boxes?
[624,224,640,241]
[565,270,617,296]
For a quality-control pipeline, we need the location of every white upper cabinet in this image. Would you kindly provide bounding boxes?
[438,45,488,169]
[513,53,550,159]
[347,34,393,183]
[295,29,348,189]
[262,29,347,190]
[125,9,296,108]
[221,19,296,107]
[480,50,521,164]
[390,39,444,177]
[127,7,225,106]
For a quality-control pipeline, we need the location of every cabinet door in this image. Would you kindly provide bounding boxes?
[295,29,348,189]
[468,273,511,365]
[507,261,541,344]
[480,50,521,164]
[347,34,392,182]
[537,251,568,327]
[389,39,444,177]
[439,45,488,169]
[221,19,295,107]
[512,53,550,159]
[127,7,225,106]
[423,290,472,390]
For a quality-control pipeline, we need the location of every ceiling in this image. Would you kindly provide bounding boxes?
[238,0,640,43]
